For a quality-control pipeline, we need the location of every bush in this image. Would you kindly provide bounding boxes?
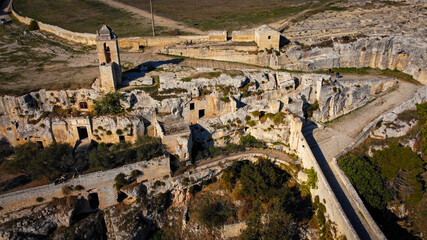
[93,92,124,116]
[28,20,39,31]
[131,169,142,179]
[74,185,84,191]
[306,101,319,119]
[4,142,77,181]
[114,173,127,190]
[62,185,72,195]
[240,158,288,201]
[240,134,265,148]
[191,193,236,229]
[339,155,391,209]
[116,129,123,135]
[135,135,164,161]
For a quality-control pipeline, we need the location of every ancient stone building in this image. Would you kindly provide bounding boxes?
[255,25,281,50]
[96,25,122,92]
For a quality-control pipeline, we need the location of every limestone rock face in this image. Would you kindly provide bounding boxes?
[282,36,427,84]
[103,204,154,240]
[0,196,97,240]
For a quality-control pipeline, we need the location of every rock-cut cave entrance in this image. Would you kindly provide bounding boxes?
[88,192,99,209]
[77,126,88,140]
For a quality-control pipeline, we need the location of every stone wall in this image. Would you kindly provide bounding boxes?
[0,156,170,217]
[231,30,255,42]
[328,86,427,240]
[10,1,96,45]
[293,132,359,240]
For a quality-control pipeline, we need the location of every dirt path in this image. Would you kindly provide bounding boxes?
[313,81,419,161]
[97,0,206,35]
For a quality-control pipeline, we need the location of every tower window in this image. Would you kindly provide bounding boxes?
[190,103,195,110]
[268,36,271,39]
[104,43,111,64]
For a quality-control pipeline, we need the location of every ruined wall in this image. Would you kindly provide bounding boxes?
[231,30,255,42]
[184,95,236,125]
[164,47,273,67]
[0,156,170,216]
[11,1,96,45]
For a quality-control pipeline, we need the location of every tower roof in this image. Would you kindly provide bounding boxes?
[96,25,117,41]
[256,24,279,33]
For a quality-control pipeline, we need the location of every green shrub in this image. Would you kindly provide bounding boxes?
[339,155,391,209]
[306,101,319,118]
[62,185,72,195]
[240,134,265,148]
[93,92,124,116]
[116,129,123,135]
[4,142,78,181]
[131,169,142,178]
[114,173,127,190]
[191,193,236,229]
[74,185,84,191]
[28,20,39,31]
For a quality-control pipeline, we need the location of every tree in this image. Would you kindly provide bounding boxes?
[240,134,265,148]
[240,158,288,201]
[339,155,391,209]
[4,142,39,176]
[240,201,263,240]
[135,135,163,161]
[93,92,124,116]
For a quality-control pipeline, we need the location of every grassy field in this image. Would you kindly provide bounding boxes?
[121,0,338,31]
[0,20,98,95]
[14,0,170,36]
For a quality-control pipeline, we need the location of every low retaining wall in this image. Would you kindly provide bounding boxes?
[118,35,227,49]
[10,1,96,45]
[330,85,427,240]
[0,156,170,216]
[10,0,226,47]
[295,134,359,240]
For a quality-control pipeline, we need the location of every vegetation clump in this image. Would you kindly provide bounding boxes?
[219,159,313,238]
[89,135,164,171]
[4,142,86,182]
[93,92,124,116]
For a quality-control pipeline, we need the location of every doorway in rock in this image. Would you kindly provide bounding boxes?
[119,135,125,142]
[88,192,99,209]
[77,126,88,140]
[198,109,205,118]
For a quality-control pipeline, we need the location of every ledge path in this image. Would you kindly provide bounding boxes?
[303,81,419,240]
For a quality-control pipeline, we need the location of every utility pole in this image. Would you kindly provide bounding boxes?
[150,0,155,36]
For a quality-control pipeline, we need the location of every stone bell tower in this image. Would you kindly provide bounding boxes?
[96,25,122,92]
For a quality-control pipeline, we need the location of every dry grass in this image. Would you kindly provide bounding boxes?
[14,0,168,36]
[121,0,337,31]
[0,21,98,95]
